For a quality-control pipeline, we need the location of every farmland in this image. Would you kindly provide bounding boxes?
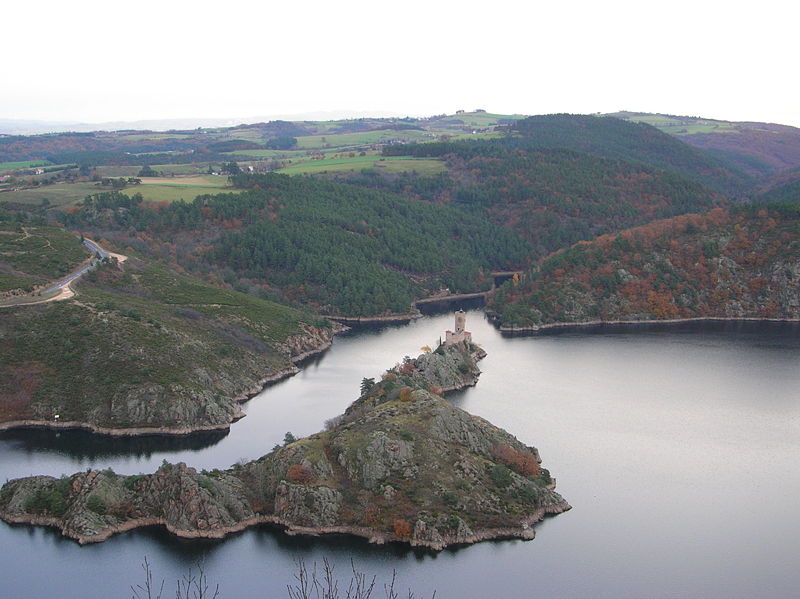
[277,155,446,175]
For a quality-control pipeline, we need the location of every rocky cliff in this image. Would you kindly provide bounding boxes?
[0,342,569,549]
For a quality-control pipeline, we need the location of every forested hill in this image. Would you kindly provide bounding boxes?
[490,204,800,328]
[384,114,750,195]
[60,174,531,316]
[377,123,724,256]
[509,115,750,193]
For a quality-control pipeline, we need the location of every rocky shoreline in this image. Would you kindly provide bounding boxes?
[0,497,572,549]
[0,324,345,438]
[495,315,800,335]
[0,338,570,551]
[325,313,423,324]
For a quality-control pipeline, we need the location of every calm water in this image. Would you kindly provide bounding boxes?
[1,312,799,598]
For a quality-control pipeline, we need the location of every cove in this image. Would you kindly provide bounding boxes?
[1,311,799,598]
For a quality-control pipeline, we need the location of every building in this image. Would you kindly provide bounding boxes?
[444,309,472,345]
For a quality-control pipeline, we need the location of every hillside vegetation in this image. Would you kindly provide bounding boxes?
[491,205,800,327]
[0,223,90,293]
[60,174,532,316]
[610,111,800,178]
[0,256,333,433]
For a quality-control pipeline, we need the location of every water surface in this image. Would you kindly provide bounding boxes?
[1,312,798,598]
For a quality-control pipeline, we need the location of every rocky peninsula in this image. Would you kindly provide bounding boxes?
[0,256,344,436]
[0,338,569,550]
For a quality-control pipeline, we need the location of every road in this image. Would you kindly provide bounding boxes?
[1,238,123,308]
[41,239,108,294]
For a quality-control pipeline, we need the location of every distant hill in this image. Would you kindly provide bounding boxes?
[508,114,751,195]
[609,112,800,180]
[490,204,800,328]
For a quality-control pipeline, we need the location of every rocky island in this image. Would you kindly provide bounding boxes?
[0,321,569,550]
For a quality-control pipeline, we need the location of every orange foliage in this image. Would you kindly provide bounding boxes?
[490,444,540,477]
[393,519,413,539]
[286,464,314,484]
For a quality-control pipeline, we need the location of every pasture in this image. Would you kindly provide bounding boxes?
[278,155,446,175]
[0,182,106,208]
[125,175,240,202]
[0,160,52,173]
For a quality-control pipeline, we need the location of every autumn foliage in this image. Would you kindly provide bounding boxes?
[393,518,413,539]
[490,443,540,477]
[286,464,314,484]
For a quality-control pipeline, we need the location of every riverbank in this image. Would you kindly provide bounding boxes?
[494,315,800,335]
[326,313,423,324]
[0,325,344,438]
[0,496,571,549]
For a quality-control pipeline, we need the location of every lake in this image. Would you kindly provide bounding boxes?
[1,311,799,598]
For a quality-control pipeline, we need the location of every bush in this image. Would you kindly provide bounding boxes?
[393,518,413,539]
[86,494,107,515]
[286,464,314,484]
[488,464,513,488]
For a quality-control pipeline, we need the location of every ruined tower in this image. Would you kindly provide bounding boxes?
[444,309,472,345]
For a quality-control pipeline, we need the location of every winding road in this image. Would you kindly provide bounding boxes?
[1,238,125,308]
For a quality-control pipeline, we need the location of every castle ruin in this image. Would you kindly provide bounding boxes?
[444,309,472,345]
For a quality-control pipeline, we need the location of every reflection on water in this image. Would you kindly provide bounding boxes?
[1,311,799,599]
[0,428,228,460]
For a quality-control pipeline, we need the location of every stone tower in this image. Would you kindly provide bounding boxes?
[445,309,472,345]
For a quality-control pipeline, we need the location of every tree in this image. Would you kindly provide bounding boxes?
[284,431,297,445]
[360,377,375,395]
[222,161,241,175]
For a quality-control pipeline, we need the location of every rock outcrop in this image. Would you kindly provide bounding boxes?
[0,343,570,549]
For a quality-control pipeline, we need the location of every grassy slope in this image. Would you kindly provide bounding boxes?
[0,255,328,430]
[0,224,90,292]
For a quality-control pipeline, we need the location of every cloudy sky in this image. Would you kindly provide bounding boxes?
[3,0,798,126]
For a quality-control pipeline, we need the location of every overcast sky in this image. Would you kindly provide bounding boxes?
[3,0,798,127]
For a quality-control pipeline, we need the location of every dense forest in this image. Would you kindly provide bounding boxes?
[384,114,751,195]
[490,204,800,327]
[61,174,531,315]
[376,122,728,256]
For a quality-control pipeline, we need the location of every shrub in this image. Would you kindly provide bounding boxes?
[86,494,107,515]
[488,464,513,488]
[393,518,413,539]
[490,443,540,477]
[123,475,146,491]
[399,387,414,402]
[286,464,314,484]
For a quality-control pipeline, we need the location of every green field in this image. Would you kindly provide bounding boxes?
[278,155,446,175]
[224,148,307,159]
[608,113,739,136]
[437,112,527,127]
[0,182,106,208]
[294,129,433,150]
[0,160,52,173]
[124,176,239,202]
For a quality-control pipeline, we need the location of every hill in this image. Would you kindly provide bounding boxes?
[0,223,91,295]
[0,342,569,549]
[490,205,800,328]
[0,253,335,435]
[610,112,800,180]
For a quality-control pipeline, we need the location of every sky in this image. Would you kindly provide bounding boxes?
[3,0,799,127]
